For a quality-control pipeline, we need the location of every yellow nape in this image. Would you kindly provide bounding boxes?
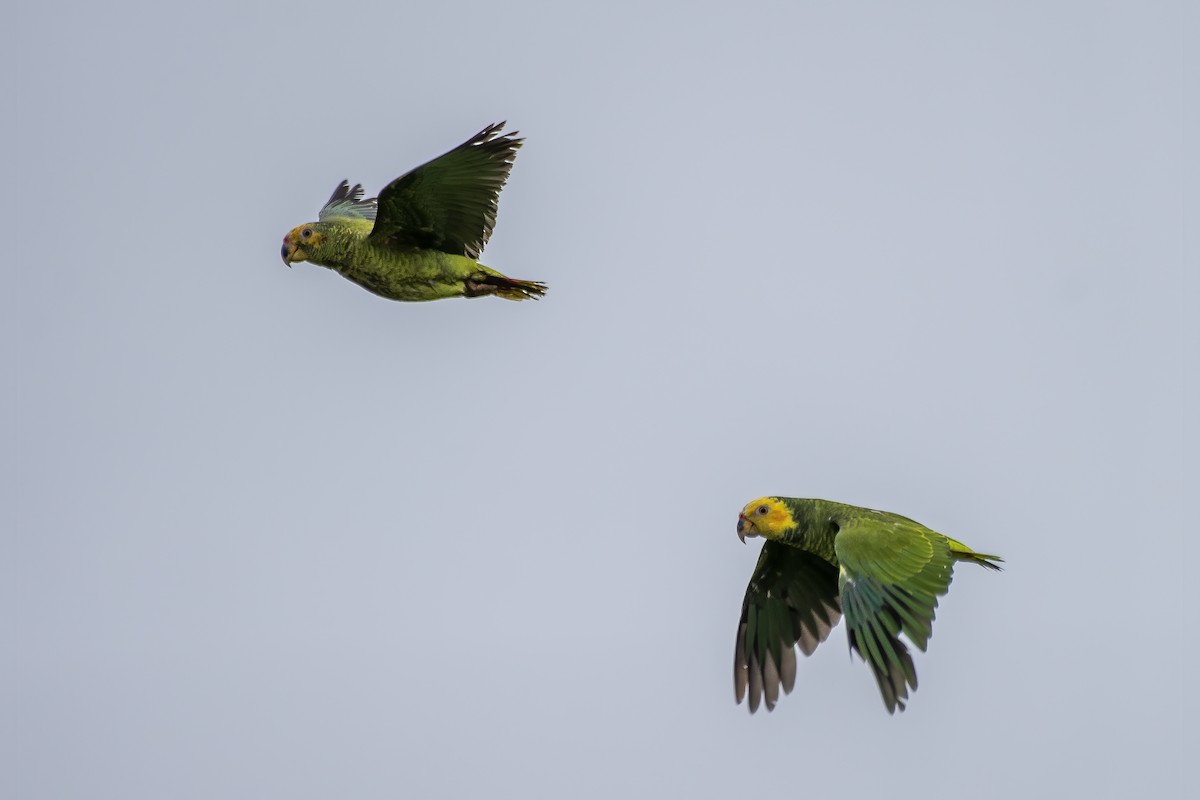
[740,496,796,540]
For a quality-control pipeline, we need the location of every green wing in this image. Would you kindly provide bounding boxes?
[369,122,523,258]
[734,541,841,713]
[318,180,378,223]
[833,513,955,713]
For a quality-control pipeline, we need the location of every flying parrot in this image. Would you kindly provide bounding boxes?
[733,496,1001,713]
[281,122,545,302]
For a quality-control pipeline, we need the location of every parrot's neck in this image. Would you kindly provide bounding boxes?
[780,503,839,564]
[305,221,374,271]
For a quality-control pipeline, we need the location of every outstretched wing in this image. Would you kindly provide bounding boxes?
[734,541,841,713]
[833,514,956,713]
[318,181,378,223]
[369,122,523,258]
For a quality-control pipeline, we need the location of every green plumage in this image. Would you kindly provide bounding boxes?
[734,497,1001,714]
[281,122,546,302]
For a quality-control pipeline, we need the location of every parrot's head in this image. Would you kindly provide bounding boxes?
[281,223,328,267]
[737,497,796,543]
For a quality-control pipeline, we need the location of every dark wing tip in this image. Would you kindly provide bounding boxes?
[324,180,370,207]
[470,121,525,153]
[846,607,919,713]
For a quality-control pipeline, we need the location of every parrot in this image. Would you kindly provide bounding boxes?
[733,496,1002,714]
[280,122,545,302]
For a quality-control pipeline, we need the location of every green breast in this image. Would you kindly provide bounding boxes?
[338,244,479,302]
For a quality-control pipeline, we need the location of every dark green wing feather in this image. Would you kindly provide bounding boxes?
[833,513,956,713]
[369,122,523,258]
[734,541,841,713]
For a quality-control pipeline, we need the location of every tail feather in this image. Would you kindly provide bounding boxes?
[945,536,1003,570]
[466,272,547,301]
[493,276,548,301]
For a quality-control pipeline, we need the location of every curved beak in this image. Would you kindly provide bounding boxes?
[281,238,295,267]
[737,513,755,543]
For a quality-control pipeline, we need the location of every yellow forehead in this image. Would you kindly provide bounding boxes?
[741,496,796,536]
[288,225,324,245]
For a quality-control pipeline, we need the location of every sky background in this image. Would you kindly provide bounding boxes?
[5,2,1194,798]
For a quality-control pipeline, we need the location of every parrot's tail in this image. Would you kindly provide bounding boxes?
[949,543,1004,571]
[495,278,548,301]
[465,272,547,301]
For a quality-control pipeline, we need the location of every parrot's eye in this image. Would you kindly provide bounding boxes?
[301,228,313,239]
[757,505,769,516]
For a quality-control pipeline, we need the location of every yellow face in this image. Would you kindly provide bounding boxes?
[736,496,796,542]
[280,224,324,265]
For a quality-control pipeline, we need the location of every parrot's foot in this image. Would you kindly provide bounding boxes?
[465,273,547,301]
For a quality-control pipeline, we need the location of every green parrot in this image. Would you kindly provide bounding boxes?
[734,496,1001,713]
[281,122,545,302]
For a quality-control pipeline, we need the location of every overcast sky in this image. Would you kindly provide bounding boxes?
[5,2,1194,798]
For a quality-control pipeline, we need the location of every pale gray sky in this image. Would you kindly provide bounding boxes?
[5,2,1194,798]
